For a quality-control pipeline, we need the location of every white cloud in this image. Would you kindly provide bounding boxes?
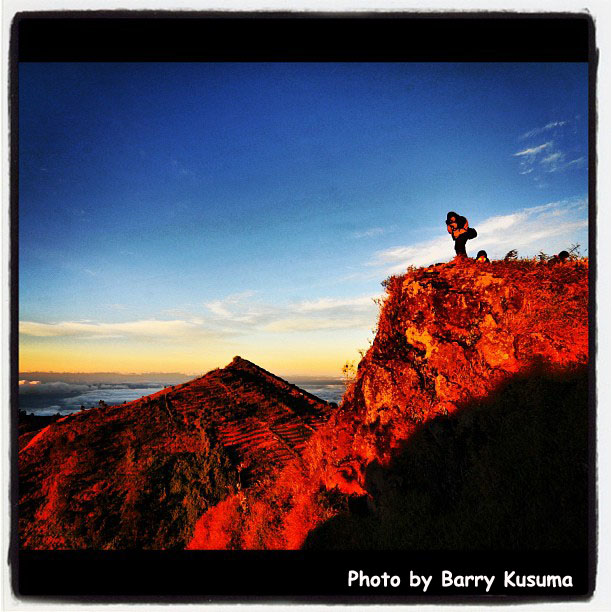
[538,152,586,174]
[514,117,585,182]
[19,318,217,341]
[22,290,381,343]
[205,301,232,318]
[566,157,585,168]
[513,142,555,177]
[204,291,257,320]
[541,152,563,164]
[519,120,568,140]
[260,295,378,333]
[371,238,450,271]
[370,198,587,273]
[205,292,379,334]
[296,296,374,313]
[475,212,525,233]
[19,381,91,395]
[541,151,566,172]
[353,227,386,239]
[523,200,572,215]
[513,142,551,157]
[263,315,373,333]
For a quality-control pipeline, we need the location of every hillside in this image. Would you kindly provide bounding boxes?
[19,258,589,551]
[18,357,332,549]
[187,257,589,550]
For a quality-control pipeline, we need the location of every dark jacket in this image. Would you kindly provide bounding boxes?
[446,214,469,240]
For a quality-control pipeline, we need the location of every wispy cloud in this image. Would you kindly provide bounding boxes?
[295,296,374,313]
[566,157,585,168]
[540,151,567,172]
[204,291,259,322]
[519,120,568,140]
[263,315,373,333]
[513,143,553,176]
[513,142,551,157]
[204,292,378,334]
[541,152,563,165]
[20,319,219,341]
[514,117,585,182]
[264,296,377,333]
[22,293,380,342]
[539,153,585,174]
[352,227,386,239]
[369,198,587,273]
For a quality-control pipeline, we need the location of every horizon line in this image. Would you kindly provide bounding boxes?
[18,369,344,380]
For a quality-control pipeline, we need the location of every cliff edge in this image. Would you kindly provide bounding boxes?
[188,258,589,550]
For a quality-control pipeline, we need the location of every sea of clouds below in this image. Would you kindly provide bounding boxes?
[18,378,346,416]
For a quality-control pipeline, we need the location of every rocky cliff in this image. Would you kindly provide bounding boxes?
[188,258,589,550]
[342,256,588,456]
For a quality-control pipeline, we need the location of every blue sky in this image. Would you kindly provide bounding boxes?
[19,63,588,375]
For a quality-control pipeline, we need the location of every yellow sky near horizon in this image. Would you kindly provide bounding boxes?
[19,292,379,378]
[19,333,366,378]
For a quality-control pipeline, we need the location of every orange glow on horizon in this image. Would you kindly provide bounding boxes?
[19,340,359,378]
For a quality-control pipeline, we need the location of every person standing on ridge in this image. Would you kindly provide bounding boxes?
[446,211,477,257]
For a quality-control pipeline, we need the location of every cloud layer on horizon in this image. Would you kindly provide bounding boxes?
[18,381,92,395]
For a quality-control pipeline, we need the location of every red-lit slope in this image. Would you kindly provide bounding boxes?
[18,357,331,549]
[187,258,589,550]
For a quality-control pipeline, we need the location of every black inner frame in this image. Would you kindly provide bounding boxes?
[9,13,597,603]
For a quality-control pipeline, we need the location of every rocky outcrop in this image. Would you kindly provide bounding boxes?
[187,258,588,550]
[342,258,588,458]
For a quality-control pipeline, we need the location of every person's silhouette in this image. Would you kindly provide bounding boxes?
[446,211,477,257]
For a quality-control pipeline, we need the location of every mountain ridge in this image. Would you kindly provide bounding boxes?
[18,355,332,549]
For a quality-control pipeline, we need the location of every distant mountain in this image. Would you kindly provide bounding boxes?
[18,371,195,384]
[18,357,332,549]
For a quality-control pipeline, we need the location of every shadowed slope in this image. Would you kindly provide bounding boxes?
[303,365,588,550]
